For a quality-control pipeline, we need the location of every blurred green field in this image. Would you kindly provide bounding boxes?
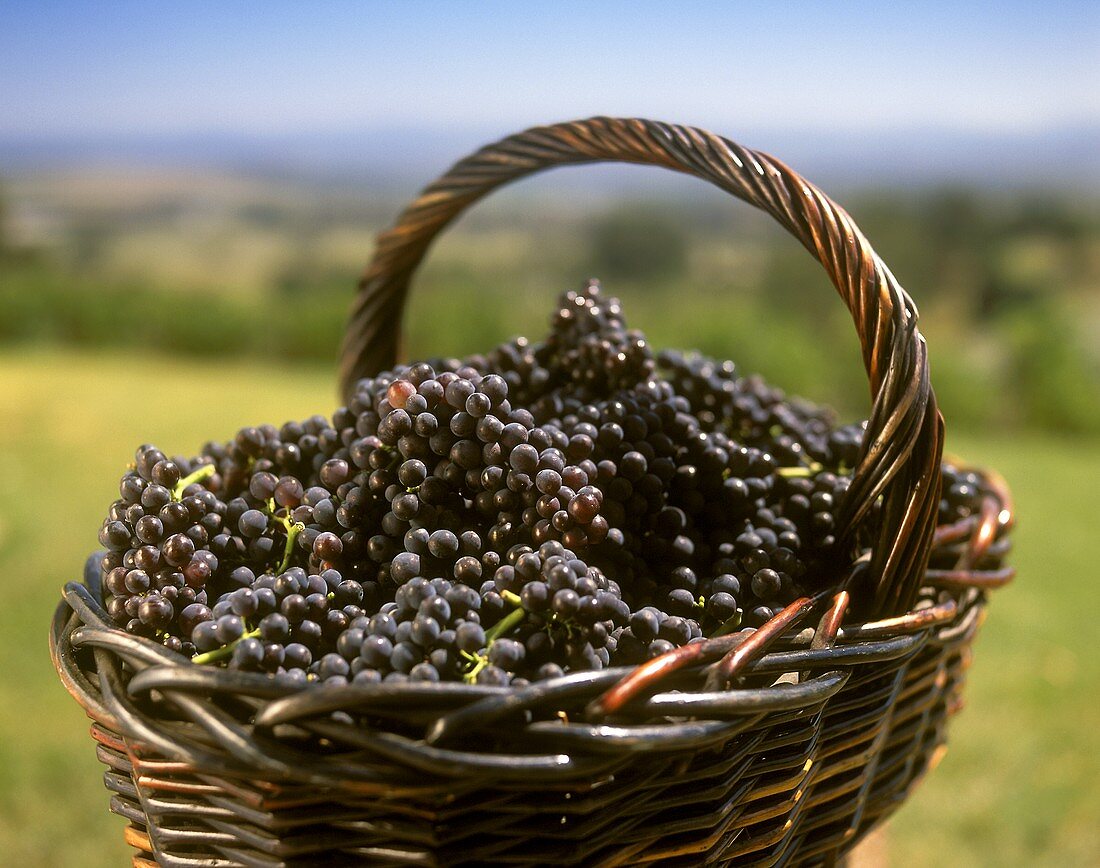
[0,348,1096,866]
[4,176,1100,438]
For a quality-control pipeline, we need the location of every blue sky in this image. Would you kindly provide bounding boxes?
[1,1,1097,139]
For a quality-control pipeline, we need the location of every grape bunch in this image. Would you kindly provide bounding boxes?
[94,279,992,685]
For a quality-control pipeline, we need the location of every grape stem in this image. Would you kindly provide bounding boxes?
[776,461,824,478]
[486,591,525,641]
[463,591,526,683]
[276,515,305,574]
[192,627,262,665]
[172,463,216,500]
[264,497,305,574]
[710,610,743,638]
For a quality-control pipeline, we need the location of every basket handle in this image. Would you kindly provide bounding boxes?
[340,117,944,616]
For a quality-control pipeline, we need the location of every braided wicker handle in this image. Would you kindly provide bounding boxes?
[340,117,944,617]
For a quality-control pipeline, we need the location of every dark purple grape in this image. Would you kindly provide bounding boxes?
[238,509,268,538]
[230,638,264,670]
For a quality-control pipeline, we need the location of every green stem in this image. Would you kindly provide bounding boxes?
[464,655,489,684]
[463,591,527,684]
[776,461,824,478]
[485,597,526,644]
[192,627,261,665]
[276,516,305,574]
[710,610,743,638]
[172,463,216,500]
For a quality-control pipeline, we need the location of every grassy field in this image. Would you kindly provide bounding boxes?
[1,348,1097,866]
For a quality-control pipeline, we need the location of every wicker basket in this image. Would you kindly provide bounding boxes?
[50,117,1014,866]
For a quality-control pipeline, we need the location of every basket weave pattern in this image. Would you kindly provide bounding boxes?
[50,117,1014,866]
[58,586,985,866]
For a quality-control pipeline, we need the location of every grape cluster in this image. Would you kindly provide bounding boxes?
[938,464,993,525]
[95,280,991,684]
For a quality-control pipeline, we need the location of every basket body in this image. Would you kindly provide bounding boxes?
[54,580,988,867]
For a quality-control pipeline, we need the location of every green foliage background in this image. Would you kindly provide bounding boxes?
[3,179,1097,434]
